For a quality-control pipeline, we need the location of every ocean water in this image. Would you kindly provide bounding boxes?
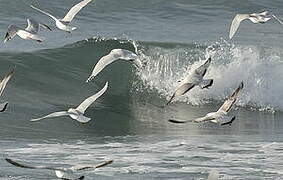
[1,0,283,179]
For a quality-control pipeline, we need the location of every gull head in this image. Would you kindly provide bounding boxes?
[111,49,138,61]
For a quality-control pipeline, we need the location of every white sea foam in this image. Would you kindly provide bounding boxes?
[136,40,283,112]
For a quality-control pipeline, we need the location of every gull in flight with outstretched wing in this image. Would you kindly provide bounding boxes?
[228,10,283,39]
[0,68,15,112]
[4,18,51,43]
[193,82,244,125]
[86,49,140,82]
[166,56,213,105]
[6,158,113,180]
[30,0,94,33]
[31,82,108,123]
[169,82,243,126]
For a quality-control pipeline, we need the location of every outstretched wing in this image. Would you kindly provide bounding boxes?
[0,68,14,97]
[194,57,211,77]
[71,160,113,171]
[5,158,64,171]
[30,5,59,22]
[61,0,93,22]
[218,82,244,113]
[30,111,69,122]
[25,18,39,33]
[76,82,108,113]
[229,14,250,39]
[272,14,283,25]
[86,53,118,82]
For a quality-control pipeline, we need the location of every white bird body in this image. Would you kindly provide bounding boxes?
[229,11,272,39]
[4,19,51,43]
[31,82,108,123]
[167,57,213,105]
[86,49,138,82]
[30,0,93,33]
[194,82,244,125]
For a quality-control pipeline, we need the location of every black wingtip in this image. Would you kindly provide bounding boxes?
[79,176,85,180]
[0,103,8,112]
[168,119,187,124]
[221,116,236,126]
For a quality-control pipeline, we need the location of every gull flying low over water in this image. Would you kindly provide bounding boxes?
[0,69,15,112]
[4,18,51,43]
[31,82,108,123]
[169,82,244,126]
[166,57,213,105]
[30,0,94,33]
[229,11,283,39]
[86,49,140,82]
[207,170,219,180]
[6,158,113,180]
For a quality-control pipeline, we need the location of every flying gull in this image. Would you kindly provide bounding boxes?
[4,18,51,43]
[86,49,140,82]
[166,57,213,105]
[169,82,244,126]
[31,81,108,123]
[0,69,15,112]
[228,11,283,39]
[30,0,94,33]
[207,170,219,180]
[6,158,113,180]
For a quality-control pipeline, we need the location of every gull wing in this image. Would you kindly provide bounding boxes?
[30,111,69,122]
[229,14,250,39]
[194,57,211,77]
[86,53,118,82]
[193,116,215,123]
[61,0,93,22]
[76,82,108,114]
[5,158,64,171]
[39,23,52,31]
[30,5,59,22]
[25,18,39,33]
[166,83,195,105]
[4,25,19,43]
[217,82,244,113]
[272,15,283,25]
[71,160,113,171]
[0,69,14,97]
[0,102,8,112]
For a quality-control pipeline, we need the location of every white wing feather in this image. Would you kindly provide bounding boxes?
[25,19,39,33]
[229,14,250,39]
[30,5,59,22]
[0,69,14,97]
[86,53,119,82]
[31,111,69,122]
[76,82,108,113]
[61,0,93,22]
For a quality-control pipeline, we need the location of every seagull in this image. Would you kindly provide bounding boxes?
[86,49,139,82]
[31,82,108,123]
[169,82,244,126]
[5,158,113,180]
[4,18,51,43]
[30,0,94,33]
[207,170,219,180]
[229,11,274,39]
[166,57,213,105]
[0,69,15,112]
